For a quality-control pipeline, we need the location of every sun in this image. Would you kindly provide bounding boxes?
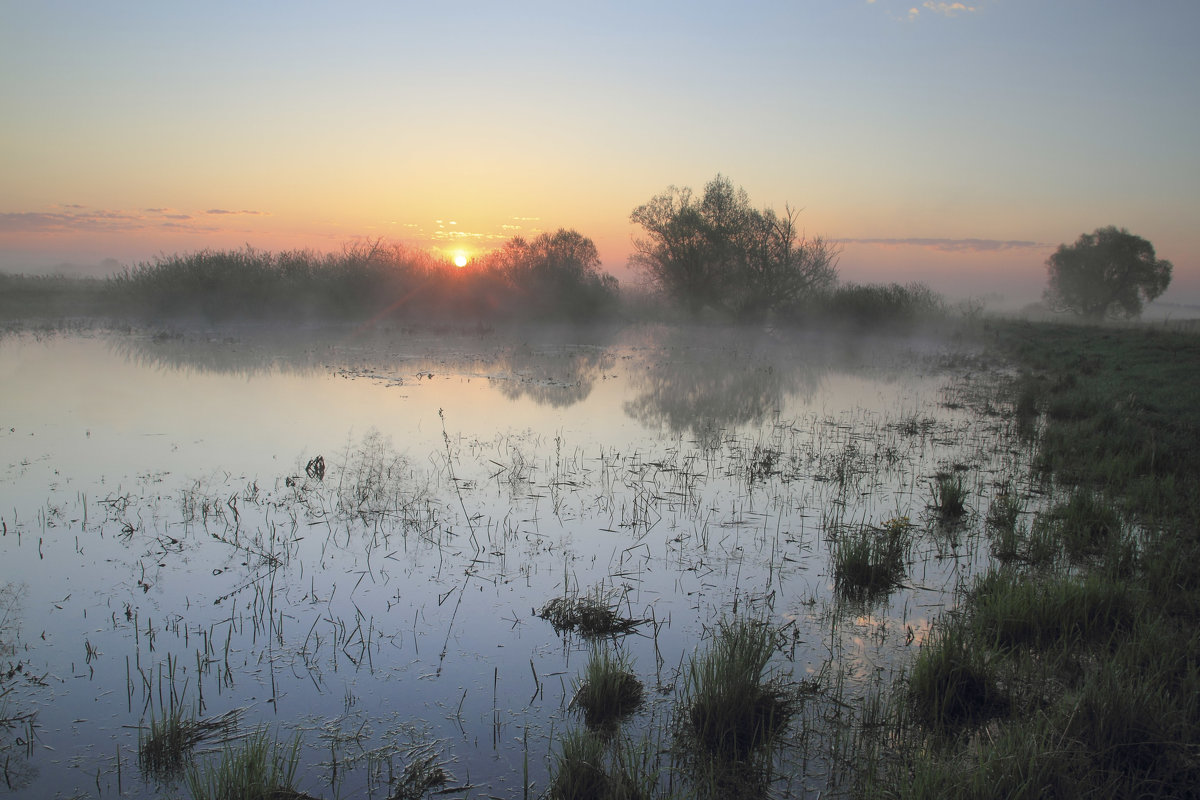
[453,251,468,268]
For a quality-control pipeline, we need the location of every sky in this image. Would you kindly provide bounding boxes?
[2,0,1198,308]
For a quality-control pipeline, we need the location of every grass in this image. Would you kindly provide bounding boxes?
[137,705,240,778]
[931,473,968,516]
[832,516,911,599]
[572,645,645,728]
[185,725,304,800]
[906,617,1008,732]
[853,320,1200,798]
[546,728,660,800]
[680,617,793,758]
[539,588,644,637]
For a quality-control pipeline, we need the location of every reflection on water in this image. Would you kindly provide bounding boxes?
[0,322,1025,799]
[0,582,38,793]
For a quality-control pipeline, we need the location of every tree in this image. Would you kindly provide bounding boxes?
[482,228,618,318]
[629,175,838,318]
[1043,226,1172,320]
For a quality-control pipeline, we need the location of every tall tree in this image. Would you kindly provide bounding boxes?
[1044,226,1172,320]
[629,176,837,317]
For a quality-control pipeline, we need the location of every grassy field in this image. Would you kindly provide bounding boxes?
[851,320,1200,798]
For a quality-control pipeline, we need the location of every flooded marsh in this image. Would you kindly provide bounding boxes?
[0,322,1032,798]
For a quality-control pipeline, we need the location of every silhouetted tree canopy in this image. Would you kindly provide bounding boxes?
[1043,226,1172,320]
[480,228,618,318]
[629,175,838,318]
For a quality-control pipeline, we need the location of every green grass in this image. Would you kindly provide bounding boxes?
[546,729,660,800]
[137,706,240,779]
[572,645,644,728]
[931,473,968,516]
[968,569,1135,651]
[832,516,911,599]
[906,617,1008,732]
[854,320,1200,798]
[185,726,302,800]
[681,617,793,758]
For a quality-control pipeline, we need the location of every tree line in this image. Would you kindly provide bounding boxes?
[2,175,1172,323]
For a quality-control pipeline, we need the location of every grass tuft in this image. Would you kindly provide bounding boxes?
[545,729,660,800]
[832,516,911,599]
[681,617,793,757]
[185,725,303,800]
[137,706,240,779]
[907,618,1007,732]
[931,473,968,516]
[572,645,644,728]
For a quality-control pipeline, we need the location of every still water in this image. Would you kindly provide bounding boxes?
[0,322,1023,798]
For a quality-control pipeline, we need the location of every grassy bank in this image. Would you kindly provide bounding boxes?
[853,320,1200,798]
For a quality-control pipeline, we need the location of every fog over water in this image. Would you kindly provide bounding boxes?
[0,322,1030,797]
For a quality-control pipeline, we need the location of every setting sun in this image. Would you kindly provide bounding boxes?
[453,251,468,268]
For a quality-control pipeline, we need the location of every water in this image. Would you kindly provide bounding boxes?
[0,321,1023,798]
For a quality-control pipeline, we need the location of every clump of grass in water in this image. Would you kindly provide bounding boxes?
[186,725,303,800]
[907,618,1007,733]
[833,516,911,599]
[138,706,240,779]
[539,588,643,637]
[391,748,450,800]
[931,472,968,516]
[546,729,660,800]
[572,645,644,728]
[681,617,793,758]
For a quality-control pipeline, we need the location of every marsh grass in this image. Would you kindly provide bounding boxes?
[137,705,240,778]
[906,618,1007,733]
[931,473,968,517]
[854,321,1200,798]
[968,569,1135,651]
[185,726,303,800]
[572,645,644,728]
[1046,489,1124,561]
[539,588,643,637]
[390,748,450,800]
[681,617,793,758]
[546,728,660,800]
[832,516,911,599]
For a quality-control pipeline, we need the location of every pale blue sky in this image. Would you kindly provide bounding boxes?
[2,0,1197,305]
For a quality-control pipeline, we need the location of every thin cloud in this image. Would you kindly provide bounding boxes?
[0,204,264,235]
[205,208,266,216]
[921,1,978,16]
[841,237,1051,253]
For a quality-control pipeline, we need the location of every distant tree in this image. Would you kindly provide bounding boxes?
[629,175,838,317]
[484,228,618,318]
[1043,226,1172,320]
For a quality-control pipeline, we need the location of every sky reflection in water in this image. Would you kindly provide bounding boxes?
[0,323,1016,798]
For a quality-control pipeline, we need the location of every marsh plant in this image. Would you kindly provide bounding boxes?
[546,728,660,800]
[906,617,1007,733]
[681,617,794,758]
[572,645,645,728]
[931,472,968,516]
[185,726,302,800]
[832,516,912,599]
[539,588,643,637]
[137,705,240,778]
